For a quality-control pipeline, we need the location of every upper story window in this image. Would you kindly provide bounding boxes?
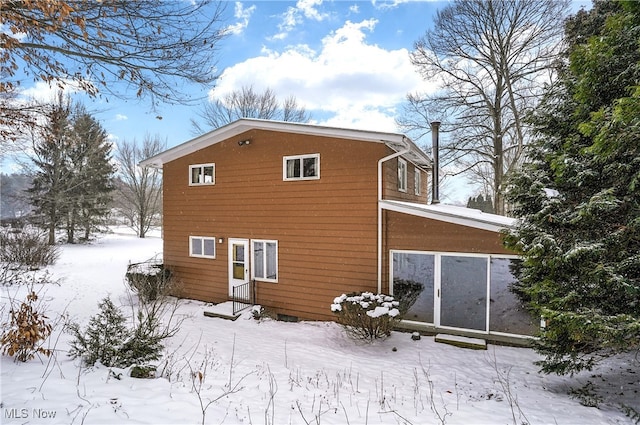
[398,158,407,192]
[190,236,216,259]
[283,154,320,181]
[415,168,422,195]
[189,163,215,186]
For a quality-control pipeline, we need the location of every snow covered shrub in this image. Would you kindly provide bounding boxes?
[0,227,60,270]
[1,291,53,362]
[125,260,173,302]
[331,292,401,340]
[68,295,178,368]
[68,297,129,367]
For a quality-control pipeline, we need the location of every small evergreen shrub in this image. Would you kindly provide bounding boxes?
[1,291,53,362]
[331,292,401,340]
[68,296,171,368]
[68,297,129,367]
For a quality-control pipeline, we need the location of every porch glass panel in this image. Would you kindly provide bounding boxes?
[440,256,487,331]
[489,258,538,335]
[392,252,434,323]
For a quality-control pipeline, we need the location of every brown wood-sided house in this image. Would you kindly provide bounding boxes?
[141,119,537,343]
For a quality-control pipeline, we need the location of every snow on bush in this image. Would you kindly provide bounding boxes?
[331,292,401,340]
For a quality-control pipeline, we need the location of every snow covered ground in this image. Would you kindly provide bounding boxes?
[1,231,638,424]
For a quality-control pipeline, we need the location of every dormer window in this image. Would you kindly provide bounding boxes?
[189,163,215,186]
[283,154,320,181]
[398,158,407,192]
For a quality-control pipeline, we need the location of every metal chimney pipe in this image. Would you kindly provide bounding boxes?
[431,121,441,204]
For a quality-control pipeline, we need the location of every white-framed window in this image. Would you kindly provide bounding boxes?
[283,154,320,181]
[252,239,278,282]
[189,236,216,259]
[189,163,215,186]
[415,168,422,195]
[398,158,407,192]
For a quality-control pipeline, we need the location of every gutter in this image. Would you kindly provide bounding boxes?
[377,137,411,294]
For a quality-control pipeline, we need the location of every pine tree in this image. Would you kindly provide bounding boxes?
[65,106,115,242]
[504,1,640,374]
[27,96,115,244]
[27,93,75,245]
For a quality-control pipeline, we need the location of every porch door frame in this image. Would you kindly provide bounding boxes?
[228,238,250,297]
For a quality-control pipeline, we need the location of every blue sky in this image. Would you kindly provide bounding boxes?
[19,1,443,147]
[9,0,592,203]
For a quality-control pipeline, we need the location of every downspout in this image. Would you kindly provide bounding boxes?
[377,137,411,294]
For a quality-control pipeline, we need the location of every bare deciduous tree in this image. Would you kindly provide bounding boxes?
[114,136,164,238]
[400,0,569,214]
[1,0,228,144]
[191,85,311,133]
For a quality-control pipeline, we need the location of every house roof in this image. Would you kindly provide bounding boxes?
[380,200,516,233]
[139,118,432,169]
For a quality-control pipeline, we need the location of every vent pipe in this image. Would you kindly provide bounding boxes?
[430,121,441,204]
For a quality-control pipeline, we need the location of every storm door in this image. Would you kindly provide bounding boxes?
[228,239,249,297]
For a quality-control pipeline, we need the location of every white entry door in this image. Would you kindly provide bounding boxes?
[228,238,249,297]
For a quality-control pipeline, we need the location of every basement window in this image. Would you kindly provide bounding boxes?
[283,154,320,181]
[189,236,216,259]
[189,163,215,186]
[398,158,407,192]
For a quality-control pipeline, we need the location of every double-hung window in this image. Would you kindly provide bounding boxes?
[190,236,216,259]
[398,158,407,192]
[252,240,278,282]
[415,169,422,195]
[283,154,320,181]
[189,163,215,185]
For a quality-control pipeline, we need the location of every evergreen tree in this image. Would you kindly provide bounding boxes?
[504,1,640,374]
[65,106,115,242]
[27,95,115,244]
[27,93,75,245]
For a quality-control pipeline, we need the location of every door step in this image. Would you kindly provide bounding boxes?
[203,301,240,321]
[435,333,487,350]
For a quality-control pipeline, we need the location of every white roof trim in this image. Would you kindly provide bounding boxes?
[380,200,516,233]
[139,118,431,169]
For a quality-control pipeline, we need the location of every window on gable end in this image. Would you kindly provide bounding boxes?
[283,154,320,181]
[189,163,215,186]
[398,158,407,192]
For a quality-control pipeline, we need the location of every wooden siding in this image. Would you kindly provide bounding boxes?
[163,129,394,320]
[381,210,514,293]
[382,157,429,203]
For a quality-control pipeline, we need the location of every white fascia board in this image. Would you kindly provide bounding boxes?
[139,118,431,169]
[380,200,516,233]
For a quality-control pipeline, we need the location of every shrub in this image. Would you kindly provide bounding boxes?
[331,292,401,340]
[0,227,60,270]
[68,297,129,367]
[68,295,179,368]
[125,260,173,302]
[1,291,53,362]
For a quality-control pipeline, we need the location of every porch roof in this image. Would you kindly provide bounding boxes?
[380,200,516,233]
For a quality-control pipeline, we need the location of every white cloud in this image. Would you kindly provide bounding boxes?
[115,114,128,121]
[227,2,256,36]
[210,19,437,132]
[273,0,329,40]
[19,80,82,103]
